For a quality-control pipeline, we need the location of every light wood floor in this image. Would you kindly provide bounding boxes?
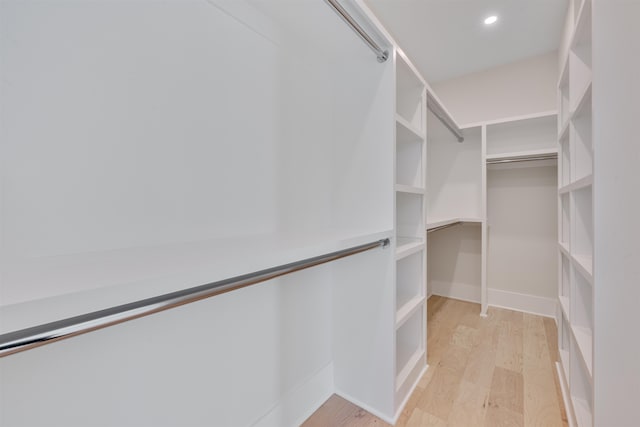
[302,296,568,427]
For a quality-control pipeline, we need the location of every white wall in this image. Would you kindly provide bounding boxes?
[432,52,558,125]
[428,225,482,303]
[593,0,640,424]
[487,164,558,299]
[427,121,482,221]
[0,0,396,425]
[558,1,574,75]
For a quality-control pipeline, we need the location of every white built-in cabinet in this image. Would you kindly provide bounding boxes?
[483,112,559,316]
[426,110,482,304]
[556,0,594,426]
[394,52,427,408]
[0,0,440,424]
[427,109,559,318]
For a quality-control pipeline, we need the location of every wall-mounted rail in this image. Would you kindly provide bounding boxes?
[427,222,462,233]
[324,0,389,62]
[427,91,464,142]
[486,153,557,165]
[0,238,390,358]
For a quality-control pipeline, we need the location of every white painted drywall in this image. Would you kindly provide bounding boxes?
[428,225,482,303]
[558,1,574,75]
[486,165,558,299]
[432,52,559,126]
[0,0,396,425]
[593,0,640,424]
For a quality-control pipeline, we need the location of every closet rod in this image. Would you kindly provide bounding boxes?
[324,0,389,62]
[486,154,557,164]
[427,222,462,233]
[0,238,391,358]
[427,92,464,142]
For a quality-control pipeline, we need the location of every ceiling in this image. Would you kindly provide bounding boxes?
[362,0,568,83]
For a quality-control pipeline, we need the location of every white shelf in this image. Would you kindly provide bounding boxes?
[486,114,558,156]
[571,87,593,182]
[558,60,571,126]
[396,55,425,133]
[396,307,423,377]
[394,49,426,414]
[426,217,483,230]
[558,118,570,141]
[572,325,593,378]
[0,228,394,335]
[397,192,424,240]
[573,186,593,263]
[486,148,558,162]
[571,81,592,120]
[396,114,425,141]
[572,254,593,284]
[396,250,424,314]
[559,241,571,257]
[559,296,570,319]
[396,116,424,189]
[559,174,592,194]
[571,0,592,51]
[396,348,424,392]
[559,349,570,384]
[569,332,593,427]
[560,253,571,317]
[396,295,425,328]
[396,238,424,260]
[572,396,593,427]
[395,184,425,195]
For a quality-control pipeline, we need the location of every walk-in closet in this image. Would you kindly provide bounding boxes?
[1,0,638,426]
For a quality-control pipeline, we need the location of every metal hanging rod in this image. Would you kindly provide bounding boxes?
[427,92,464,142]
[325,0,389,62]
[427,222,462,233]
[486,154,557,165]
[0,238,390,358]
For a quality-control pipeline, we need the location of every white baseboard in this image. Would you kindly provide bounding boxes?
[252,363,334,427]
[430,281,481,304]
[555,362,576,427]
[334,389,395,425]
[392,364,429,424]
[488,288,557,318]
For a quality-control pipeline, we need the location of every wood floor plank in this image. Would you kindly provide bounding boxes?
[304,298,566,427]
[462,340,497,389]
[447,380,490,427]
[300,395,390,427]
[523,364,564,427]
[543,317,570,427]
[415,365,463,421]
[450,324,480,349]
[437,343,471,374]
[404,408,447,427]
[488,367,524,414]
[496,310,524,373]
[485,404,524,427]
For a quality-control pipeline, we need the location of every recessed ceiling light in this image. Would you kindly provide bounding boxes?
[484,15,498,25]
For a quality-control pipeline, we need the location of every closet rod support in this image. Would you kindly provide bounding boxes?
[324,0,389,62]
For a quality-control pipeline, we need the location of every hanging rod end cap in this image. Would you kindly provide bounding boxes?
[377,50,389,63]
[381,238,391,248]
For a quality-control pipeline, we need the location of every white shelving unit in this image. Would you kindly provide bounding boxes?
[425,101,483,306]
[557,1,594,425]
[393,51,427,414]
[483,111,559,317]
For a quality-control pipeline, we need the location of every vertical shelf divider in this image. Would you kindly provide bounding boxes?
[393,50,427,415]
